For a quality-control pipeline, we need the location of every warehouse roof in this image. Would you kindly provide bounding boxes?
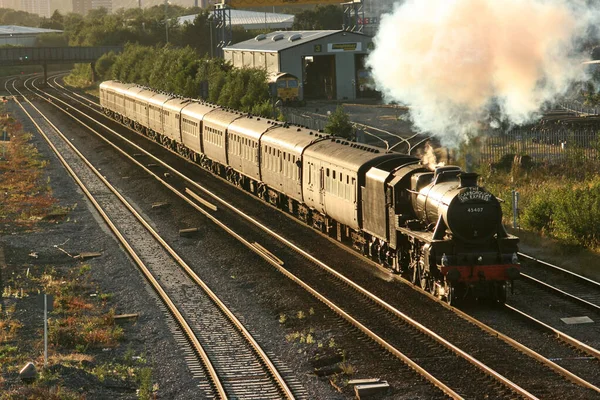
[225,30,368,52]
[0,25,63,35]
[178,10,294,30]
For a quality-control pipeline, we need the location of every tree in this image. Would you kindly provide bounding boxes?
[94,51,117,81]
[324,106,354,139]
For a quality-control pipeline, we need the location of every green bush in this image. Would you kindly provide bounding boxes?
[521,191,554,233]
[324,106,354,139]
[94,51,117,81]
[551,183,600,246]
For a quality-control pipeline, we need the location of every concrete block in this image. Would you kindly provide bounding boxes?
[354,381,389,398]
[19,362,37,382]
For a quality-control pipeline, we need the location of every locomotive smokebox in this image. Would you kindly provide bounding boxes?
[413,167,501,243]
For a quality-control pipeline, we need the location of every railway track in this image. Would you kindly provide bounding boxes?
[29,75,600,398]
[6,78,300,400]
[518,252,600,311]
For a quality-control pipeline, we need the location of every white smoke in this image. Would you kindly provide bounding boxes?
[366,0,597,147]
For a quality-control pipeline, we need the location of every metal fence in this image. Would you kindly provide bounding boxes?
[282,109,329,131]
[479,126,600,166]
[558,100,600,116]
[282,106,600,172]
[281,108,382,147]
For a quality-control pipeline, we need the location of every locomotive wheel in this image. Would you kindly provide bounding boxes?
[411,265,419,285]
[429,279,437,296]
[445,283,457,306]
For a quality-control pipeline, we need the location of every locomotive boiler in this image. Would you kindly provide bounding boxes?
[99,80,519,305]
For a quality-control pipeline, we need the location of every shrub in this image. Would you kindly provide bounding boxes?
[324,106,354,139]
[521,191,554,232]
[551,182,600,246]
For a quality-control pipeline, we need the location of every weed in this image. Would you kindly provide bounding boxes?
[99,292,113,302]
[339,362,355,376]
[124,347,136,365]
[305,333,315,344]
[78,264,91,275]
[285,332,301,342]
[0,344,18,359]
[136,367,153,400]
[297,310,305,320]
[309,307,315,316]
[0,123,57,227]
[328,338,336,348]
[278,313,287,324]
[0,316,23,343]
[51,352,94,366]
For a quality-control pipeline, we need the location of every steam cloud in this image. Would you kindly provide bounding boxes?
[366,0,597,147]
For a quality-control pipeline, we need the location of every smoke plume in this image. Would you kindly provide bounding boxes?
[367,0,597,147]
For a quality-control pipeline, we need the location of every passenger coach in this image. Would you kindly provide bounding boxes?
[99,80,520,304]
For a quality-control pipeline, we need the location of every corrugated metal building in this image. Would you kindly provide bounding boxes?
[178,10,294,30]
[224,30,373,101]
[0,26,63,46]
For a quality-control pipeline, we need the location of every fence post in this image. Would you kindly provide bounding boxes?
[512,190,519,229]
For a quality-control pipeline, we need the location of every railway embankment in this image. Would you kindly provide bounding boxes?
[0,104,200,399]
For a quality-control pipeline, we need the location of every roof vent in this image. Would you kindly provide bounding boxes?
[272,34,284,41]
[288,33,302,42]
[255,34,266,41]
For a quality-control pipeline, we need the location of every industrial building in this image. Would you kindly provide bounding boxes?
[224,30,374,101]
[0,25,63,46]
[177,9,294,30]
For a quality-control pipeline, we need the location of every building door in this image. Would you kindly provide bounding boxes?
[354,54,379,99]
[303,55,336,100]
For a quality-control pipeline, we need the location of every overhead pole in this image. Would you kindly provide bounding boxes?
[214,2,232,58]
[165,0,169,44]
[342,0,364,33]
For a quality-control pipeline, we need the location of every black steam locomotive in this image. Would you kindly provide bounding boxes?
[100,81,520,304]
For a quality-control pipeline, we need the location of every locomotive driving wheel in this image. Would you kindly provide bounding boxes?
[444,282,457,306]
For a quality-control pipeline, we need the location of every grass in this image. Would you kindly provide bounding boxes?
[0,107,158,397]
[0,111,60,229]
[0,265,154,397]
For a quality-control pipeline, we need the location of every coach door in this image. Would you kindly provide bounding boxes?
[319,167,325,206]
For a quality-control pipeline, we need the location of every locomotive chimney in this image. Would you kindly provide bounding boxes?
[458,173,479,188]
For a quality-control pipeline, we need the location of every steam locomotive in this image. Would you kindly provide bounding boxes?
[99,80,520,304]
